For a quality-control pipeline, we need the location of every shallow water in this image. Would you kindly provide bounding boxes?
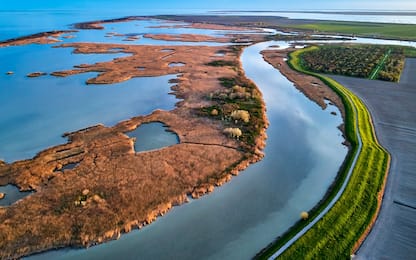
[0,69,178,162]
[0,185,32,206]
[127,122,179,152]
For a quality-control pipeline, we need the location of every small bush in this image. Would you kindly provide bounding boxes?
[231,110,250,123]
[224,128,242,139]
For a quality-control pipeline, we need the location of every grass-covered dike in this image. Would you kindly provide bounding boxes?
[257,46,390,259]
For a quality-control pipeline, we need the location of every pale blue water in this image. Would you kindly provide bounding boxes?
[127,122,179,152]
[0,184,32,206]
[0,16,238,162]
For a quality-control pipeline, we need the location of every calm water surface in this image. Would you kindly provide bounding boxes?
[0,185,32,206]
[127,122,179,152]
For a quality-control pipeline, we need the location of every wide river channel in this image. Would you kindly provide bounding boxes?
[26,36,347,258]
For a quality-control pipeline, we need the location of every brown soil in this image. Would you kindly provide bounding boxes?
[0,28,267,258]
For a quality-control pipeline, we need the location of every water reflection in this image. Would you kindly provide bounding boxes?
[0,185,32,206]
[126,122,179,153]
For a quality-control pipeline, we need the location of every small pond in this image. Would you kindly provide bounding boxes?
[126,122,179,152]
[0,185,32,206]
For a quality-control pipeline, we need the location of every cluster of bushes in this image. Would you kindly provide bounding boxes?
[300,44,405,82]
[200,74,265,148]
[206,60,237,67]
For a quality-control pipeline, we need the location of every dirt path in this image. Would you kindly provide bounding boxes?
[330,58,416,259]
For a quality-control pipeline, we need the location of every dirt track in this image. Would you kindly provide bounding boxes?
[330,58,416,259]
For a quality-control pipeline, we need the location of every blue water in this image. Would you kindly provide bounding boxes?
[0,184,32,206]
[0,41,179,162]
[0,9,207,41]
[0,15,239,162]
[127,122,179,152]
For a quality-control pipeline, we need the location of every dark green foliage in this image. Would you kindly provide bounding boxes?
[200,74,265,148]
[218,77,237,88]
[301,44,405,82]
[206,60,237,67]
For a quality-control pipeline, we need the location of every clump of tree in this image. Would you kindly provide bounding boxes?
[231,110,250,123]
[199,73,265,148]
[210,108,219,116]
[224,127,242,139]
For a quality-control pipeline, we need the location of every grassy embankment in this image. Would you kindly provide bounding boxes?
[286,21,416,41]
[257,46,390,259]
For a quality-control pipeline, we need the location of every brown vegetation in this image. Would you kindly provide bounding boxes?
[0,31,76,47]
[0,26,267,259]
[143,33,231,43]
[27,72,47,78]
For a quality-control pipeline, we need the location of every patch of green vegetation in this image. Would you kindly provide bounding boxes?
[403,46,416,57]
[257,47,390,259]
[206,60,237,67]
[218,77,238,88]
[200,74,265,148]
[288,21,416,41]
[301,44,406,82]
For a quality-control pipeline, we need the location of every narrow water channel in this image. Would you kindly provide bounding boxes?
[30,41,347,259]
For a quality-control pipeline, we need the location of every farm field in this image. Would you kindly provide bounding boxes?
[300,44,408,82]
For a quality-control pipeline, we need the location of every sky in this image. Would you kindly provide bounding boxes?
[1,0,416,11]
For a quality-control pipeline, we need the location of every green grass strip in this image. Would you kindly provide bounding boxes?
[257,46,390,259]
[287,21,416,41]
